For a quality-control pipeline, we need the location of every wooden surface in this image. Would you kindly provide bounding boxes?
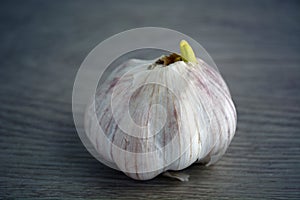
[1,0,300,199]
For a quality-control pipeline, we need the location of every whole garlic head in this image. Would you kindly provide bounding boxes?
[84,41,237,180]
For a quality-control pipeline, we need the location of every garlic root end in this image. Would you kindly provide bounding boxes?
[162,171,190,182]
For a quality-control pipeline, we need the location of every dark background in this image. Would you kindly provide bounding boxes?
[1,0,300,199]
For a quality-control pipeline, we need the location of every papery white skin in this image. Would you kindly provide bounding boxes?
[84,58,237,180]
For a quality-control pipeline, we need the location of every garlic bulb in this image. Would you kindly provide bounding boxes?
[84,40,237,181]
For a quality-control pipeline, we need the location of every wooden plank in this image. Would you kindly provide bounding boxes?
[0,0,300,199]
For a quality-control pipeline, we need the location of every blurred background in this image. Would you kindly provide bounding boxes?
[0,0,299,199]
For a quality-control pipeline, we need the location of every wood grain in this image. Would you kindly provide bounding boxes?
[0,0,300,199]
